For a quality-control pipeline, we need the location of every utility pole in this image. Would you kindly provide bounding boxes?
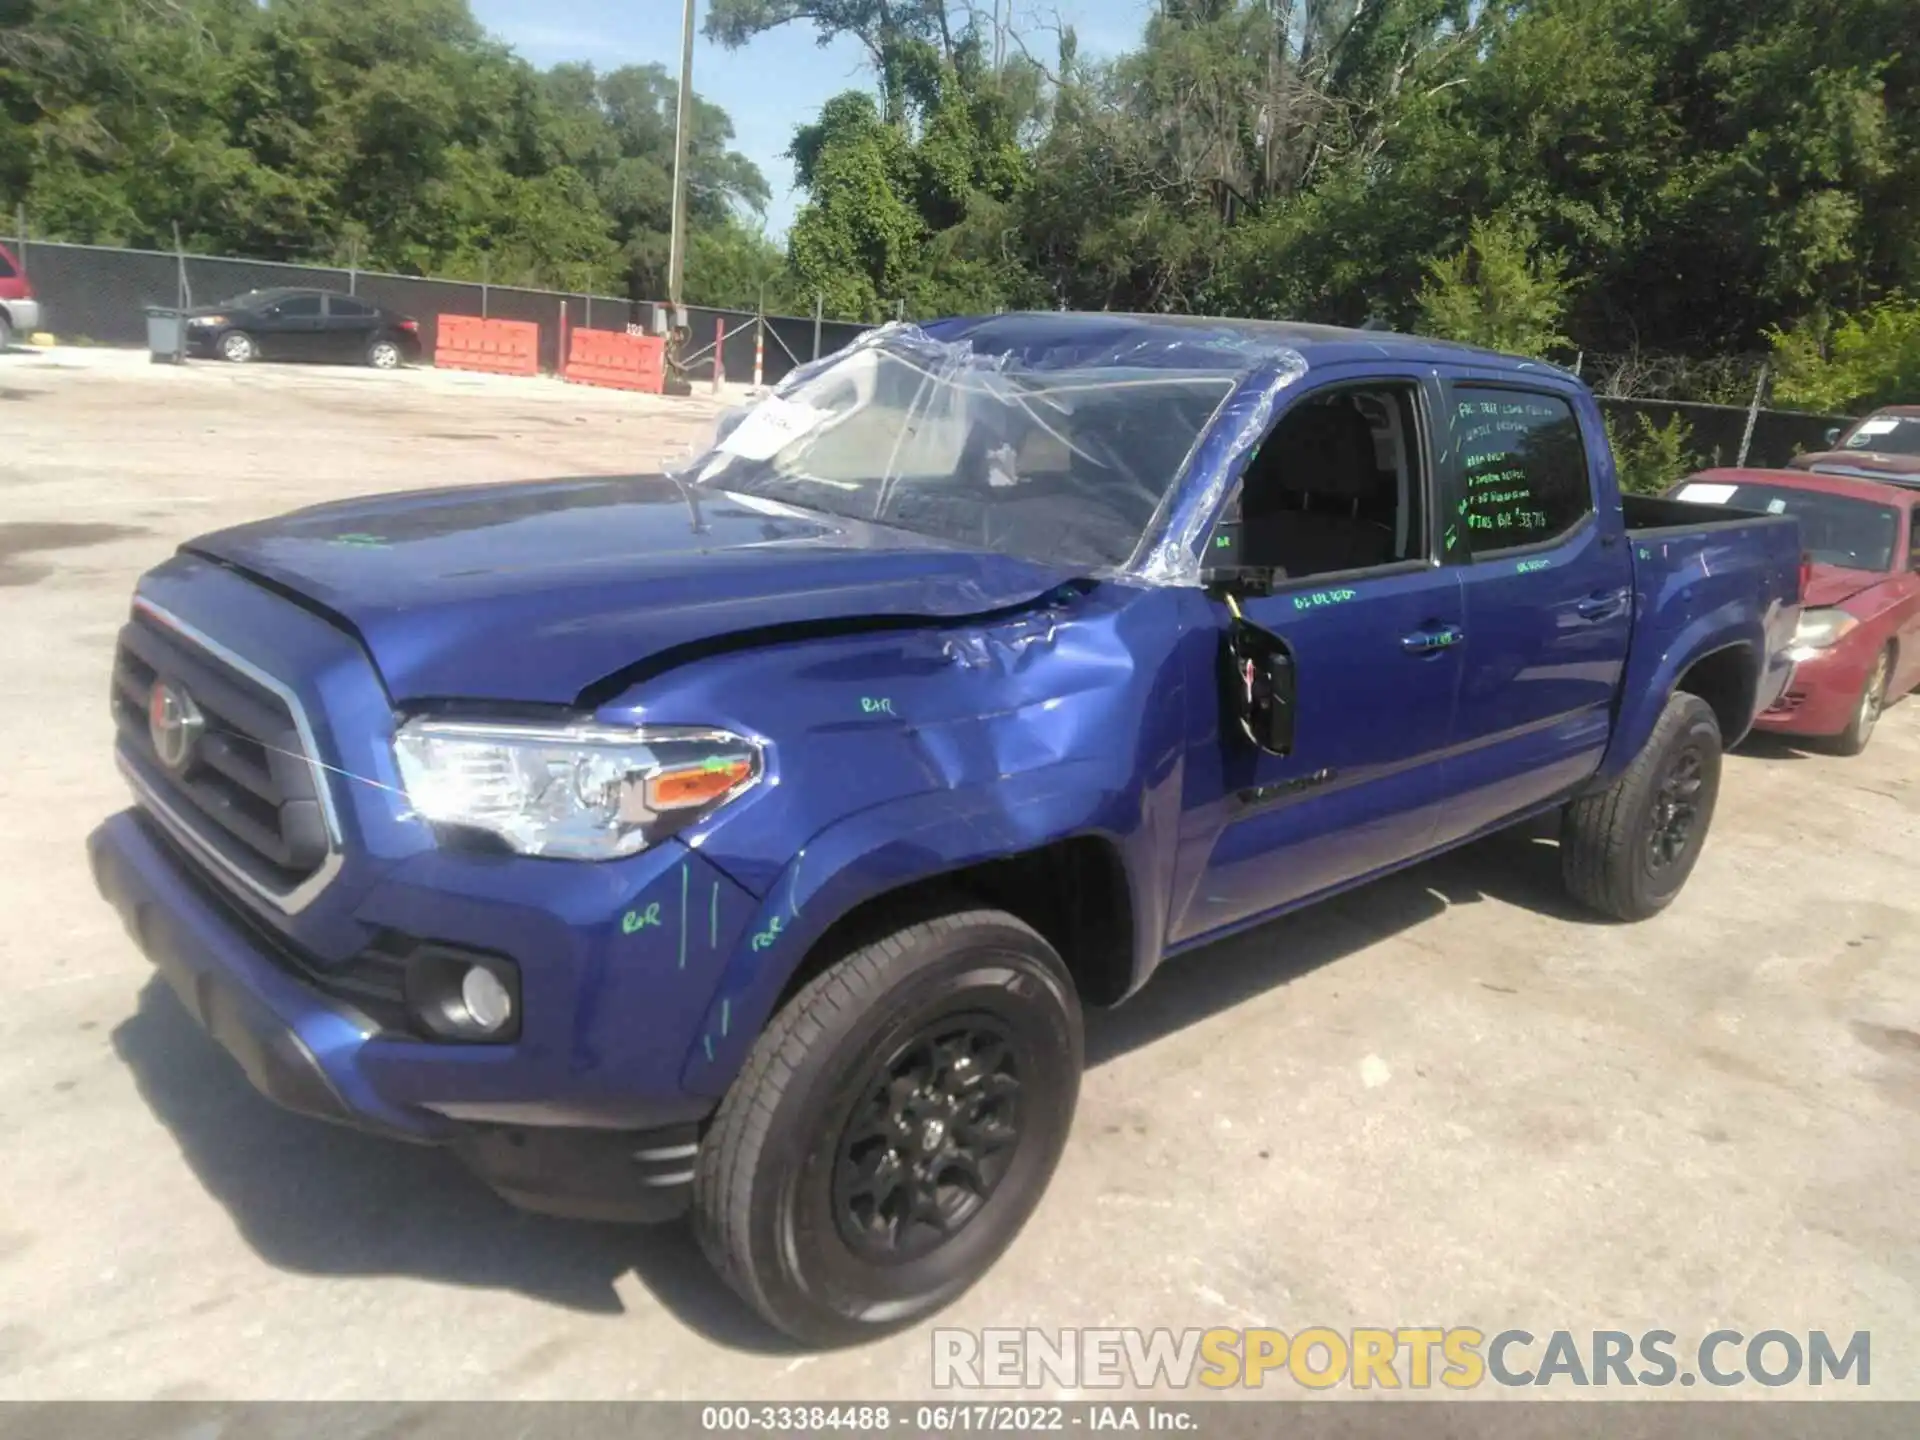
[664,0,697,393]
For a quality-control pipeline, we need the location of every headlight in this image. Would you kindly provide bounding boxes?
[392,719,762,859]
[1787,607,1859,661]
[189,315,227,328]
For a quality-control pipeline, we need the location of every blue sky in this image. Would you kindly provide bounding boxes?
[469,1,1156,238]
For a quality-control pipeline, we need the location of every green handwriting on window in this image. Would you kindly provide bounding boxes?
[860,697,896,716]
[1515,559,1552,574]
[621,903,662,934]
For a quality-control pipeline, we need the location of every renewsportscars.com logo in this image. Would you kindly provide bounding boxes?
[932,1328,1871,1391]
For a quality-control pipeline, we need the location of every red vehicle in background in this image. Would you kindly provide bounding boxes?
[1787,407,1920,487]
[1669,469,1920,753]
[0,241,40,350]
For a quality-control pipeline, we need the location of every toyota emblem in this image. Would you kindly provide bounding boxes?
[147,679,204,772]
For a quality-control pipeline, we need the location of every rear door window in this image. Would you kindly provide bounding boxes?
[267,294,322,319]
[1448,387,1594,555]
[327,295,376,317]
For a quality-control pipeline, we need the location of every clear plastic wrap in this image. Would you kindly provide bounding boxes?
[671,320,1308,584]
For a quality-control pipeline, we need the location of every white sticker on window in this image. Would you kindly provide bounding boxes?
[1677,482,1737,504]
[718,397,828,460]
[1767,497,1787,514]
[1852,418,1899,439]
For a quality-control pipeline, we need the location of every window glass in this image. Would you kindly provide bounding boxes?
[1451,387,1592,553]
[329,295,375,317]
[0,251,15,278]
[268,294,322,318]
[1672,479,1898,571]
[1842,413,1920,457]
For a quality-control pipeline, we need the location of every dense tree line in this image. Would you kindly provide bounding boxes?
[0,0,782,302]
[713,0,1918,404]
[3,0,1917,404]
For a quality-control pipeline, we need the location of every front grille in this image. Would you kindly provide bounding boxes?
[112,607,333,902]
[132,811,409,1034]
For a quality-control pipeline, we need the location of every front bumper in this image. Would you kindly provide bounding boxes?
[3,297,41,335]
[91,810,713,1221]
[1751,647,1873,738]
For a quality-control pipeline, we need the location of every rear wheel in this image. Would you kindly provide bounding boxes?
[1562,691,1723,921]
[218,330,256,363]
[1829,647,1891,757]
[693,906,1081,1346]
[366,336,402,369]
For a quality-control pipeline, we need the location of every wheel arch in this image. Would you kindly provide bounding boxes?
[677,784,1155,1097]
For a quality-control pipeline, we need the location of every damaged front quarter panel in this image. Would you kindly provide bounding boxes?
[583,575,1198,1096]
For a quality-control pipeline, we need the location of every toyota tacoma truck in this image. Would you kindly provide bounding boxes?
[90,314,1803,1344]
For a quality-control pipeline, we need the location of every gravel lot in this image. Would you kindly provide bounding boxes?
[2,348,1916,1401]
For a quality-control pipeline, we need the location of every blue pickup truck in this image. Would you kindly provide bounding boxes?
[91,314,1802,1343]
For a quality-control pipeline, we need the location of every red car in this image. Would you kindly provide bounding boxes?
[0,241,39,350]
[1669,468,1920,753]
[1786,406,1920,487]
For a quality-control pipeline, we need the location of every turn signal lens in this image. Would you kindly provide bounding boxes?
[646,757,755,810]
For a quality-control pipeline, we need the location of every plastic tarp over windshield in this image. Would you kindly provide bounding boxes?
[674,320,1309,586]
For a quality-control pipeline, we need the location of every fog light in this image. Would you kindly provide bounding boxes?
[460,966,514,1033]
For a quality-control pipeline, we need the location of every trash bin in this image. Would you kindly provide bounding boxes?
[144,307,185,364]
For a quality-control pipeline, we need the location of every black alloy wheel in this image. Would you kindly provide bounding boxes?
[832,1015,1023,1264]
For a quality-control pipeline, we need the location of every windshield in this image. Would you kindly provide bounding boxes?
[682,334,1239,570]
[1842,413,1920,457]
[1674,478,1900,571]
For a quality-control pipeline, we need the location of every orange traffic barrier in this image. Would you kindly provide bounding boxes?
[434,314,539,377]
[563,326,665,394]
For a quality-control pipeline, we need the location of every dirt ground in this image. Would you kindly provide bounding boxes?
[1,347,1916,1401]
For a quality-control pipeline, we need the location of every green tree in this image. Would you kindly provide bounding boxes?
[1769,297,1920,413]
[1415,215,1573,357]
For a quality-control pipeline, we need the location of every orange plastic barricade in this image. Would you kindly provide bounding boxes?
[434,314,539,377]
[563,326,666,394]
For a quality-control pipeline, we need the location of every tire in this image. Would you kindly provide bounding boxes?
[693,906,1082,1346]
[1561,691,1723,922]
[1828,646,1891,757]
[0,314,13,352]
[219,330,256,363]
[366,336,402,369]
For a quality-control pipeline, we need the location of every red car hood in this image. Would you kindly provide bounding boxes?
[1804,562,1886,609]
[1789,449,1920,481]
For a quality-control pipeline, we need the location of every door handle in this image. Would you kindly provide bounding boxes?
[1401,625,1464,655]
[1575,590,1628,621]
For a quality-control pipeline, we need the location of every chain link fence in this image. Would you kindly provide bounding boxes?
[0,235,871,388]
[0,232,1860,465]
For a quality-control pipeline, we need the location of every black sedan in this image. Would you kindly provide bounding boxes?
[185,288,423,368]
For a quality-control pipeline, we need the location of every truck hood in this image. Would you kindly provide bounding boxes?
[1788,449,1920,482]
[1803,561,1889,609]
[185,474,1081,704]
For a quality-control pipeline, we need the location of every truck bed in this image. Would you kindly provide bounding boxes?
[1622,492,1787,534]
[1609,492,1803,752]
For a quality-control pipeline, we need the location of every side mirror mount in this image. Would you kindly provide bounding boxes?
[1217,595,1296,758]
[1825,427,1843,447]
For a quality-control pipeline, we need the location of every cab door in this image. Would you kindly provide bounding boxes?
[1169,371,1465,944]
[258,292,326,361]
[1427,374,1634,845]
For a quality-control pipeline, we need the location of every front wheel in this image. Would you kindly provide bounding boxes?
[1561,691,1723,921]
[1829,647,1891,757]
[218,329,256,363]
[693,906,1082,1346]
